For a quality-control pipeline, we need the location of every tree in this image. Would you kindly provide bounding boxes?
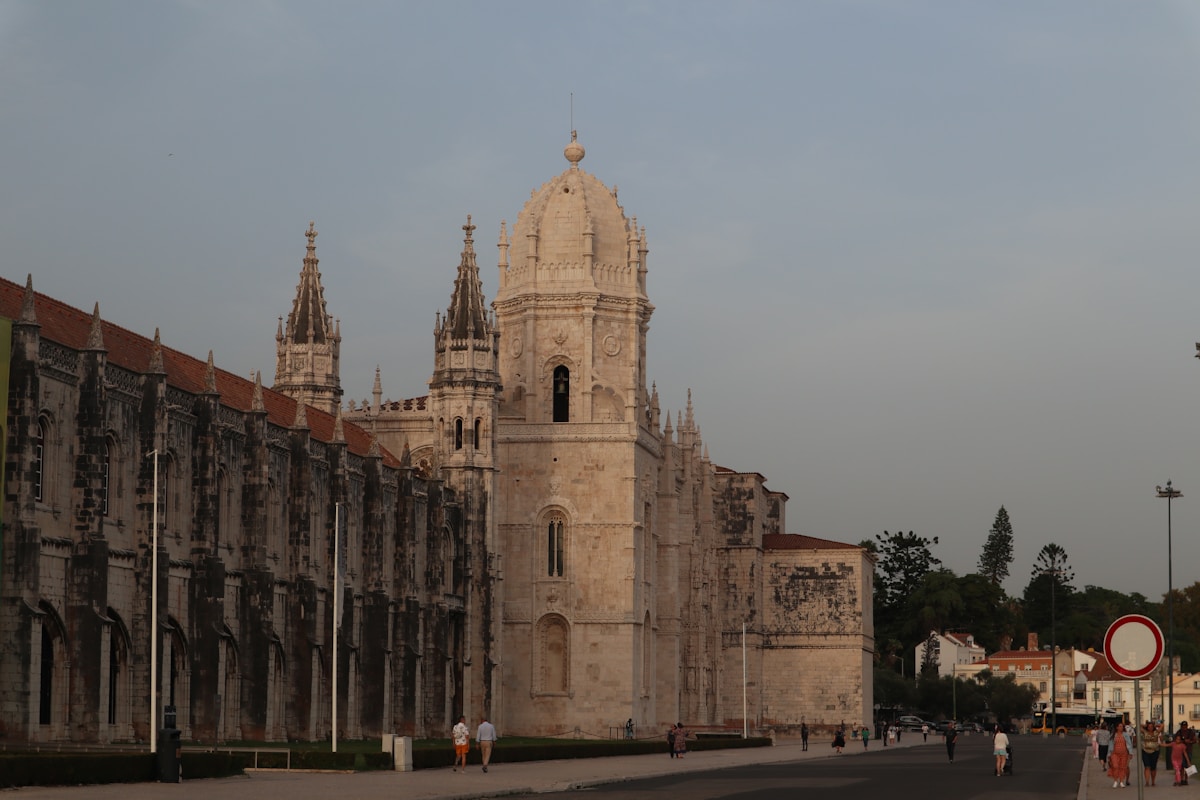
[873,665,915,713]
[981,671,1042,726]
[977,506,1014,586]
[874,530,942,609]
[920,631,941,677]
[1022,543,1076,648]
[906,569,965,643]
[873,530,942,663]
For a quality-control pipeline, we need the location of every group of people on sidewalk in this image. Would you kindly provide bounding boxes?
[1090,719,1196,788]
[451,715,499,773]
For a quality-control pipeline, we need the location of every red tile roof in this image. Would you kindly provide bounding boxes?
[763,533,863,551]
[0,276,400,468]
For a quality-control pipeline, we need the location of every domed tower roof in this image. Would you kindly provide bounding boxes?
[497,132,647,300]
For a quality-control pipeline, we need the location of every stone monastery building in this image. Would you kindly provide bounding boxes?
[0,134,874,745]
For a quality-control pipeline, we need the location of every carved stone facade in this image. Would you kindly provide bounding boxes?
[0,134,873,745]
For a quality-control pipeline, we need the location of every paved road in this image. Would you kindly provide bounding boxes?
[2,732,1100,800]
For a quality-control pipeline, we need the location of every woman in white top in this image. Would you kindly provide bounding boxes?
[993,726,1011,776]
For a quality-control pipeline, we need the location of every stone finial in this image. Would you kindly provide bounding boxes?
[85,302,105,350]
[149,328,165,374]
[293,399,308,429]
[19,274,38,325]
[368,435,381,458]
[204,351,217,393]
[252,371,265,413]
[564,130,585,167]
[332,404,345,443]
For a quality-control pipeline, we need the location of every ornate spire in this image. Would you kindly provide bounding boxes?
[285,221,336,346]
[273,220,342,415]
[444,215,490,341]
[85,303,105,350]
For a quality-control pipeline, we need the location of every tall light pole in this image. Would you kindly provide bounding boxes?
[148,450,159,753]
[1156,481,1181,733]
[1050,574,1057,734]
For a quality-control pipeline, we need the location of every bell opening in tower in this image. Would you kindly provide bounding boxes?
[552,366,570,422]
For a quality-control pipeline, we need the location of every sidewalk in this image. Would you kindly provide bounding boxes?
[2,735,923,800]
[1079,745,1200,800]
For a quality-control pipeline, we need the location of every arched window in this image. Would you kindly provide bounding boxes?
[100,438,111,516]
[34,418,47,502]
[553,366,570,422]
[473,418,482,451]
[546,513,565,577]
[454,418,464,450]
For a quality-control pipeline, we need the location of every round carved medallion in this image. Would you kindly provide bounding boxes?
[602,335,621,356]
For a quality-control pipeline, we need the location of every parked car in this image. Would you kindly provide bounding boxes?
[896,715,931,731]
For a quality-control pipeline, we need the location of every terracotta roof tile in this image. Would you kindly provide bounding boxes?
[763,533,862,551]
[0,276,400,468]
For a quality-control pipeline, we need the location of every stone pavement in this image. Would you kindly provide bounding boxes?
[4,734,1101,800]
[1078,742,1200,800]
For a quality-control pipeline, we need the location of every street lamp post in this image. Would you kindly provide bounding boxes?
[1156,481,1182,733]
[1051,575,1057,734]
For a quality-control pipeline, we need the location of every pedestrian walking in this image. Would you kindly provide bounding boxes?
[944,721,958,763]
[921,723,929,742]
[1178,721,1197,785]
[667,724,677,758]
[1141,720,1161,787]
[861,725,870,749]
[673,722,688,758]
[476,716,497,773]
[1108,721,1134,788]
[832,727,846,754]
[993,725,1011,777]
[1097,723,1111,768]
[801,722,809,752]
[451,715,470,772]
[1169,734,1192,786]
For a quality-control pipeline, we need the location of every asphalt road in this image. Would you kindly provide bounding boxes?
[536,734,1082,800]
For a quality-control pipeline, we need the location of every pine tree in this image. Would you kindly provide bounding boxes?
[977,506,1014,586]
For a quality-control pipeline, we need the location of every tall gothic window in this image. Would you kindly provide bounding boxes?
[454,418,464,450]
[553,366,570,422]
[100,437,113,517]
[34,418,46,502]
[546,514,565,577]
[473,418,481,451]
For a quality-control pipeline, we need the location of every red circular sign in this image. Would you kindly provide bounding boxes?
[1104,614,1165,679]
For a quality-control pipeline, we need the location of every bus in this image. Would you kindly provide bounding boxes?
[1031,707,1129,735]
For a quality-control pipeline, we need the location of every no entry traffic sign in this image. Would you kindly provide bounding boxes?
[1104,614,1164,679]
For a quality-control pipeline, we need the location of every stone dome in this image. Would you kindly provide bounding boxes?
[501,133,644,298]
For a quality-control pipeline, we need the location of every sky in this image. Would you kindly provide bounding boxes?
[2,1,1200,603]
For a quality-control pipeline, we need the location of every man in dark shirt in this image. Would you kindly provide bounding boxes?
[944,721,958,763]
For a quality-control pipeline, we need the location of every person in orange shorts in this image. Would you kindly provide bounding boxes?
[452,715,470,771]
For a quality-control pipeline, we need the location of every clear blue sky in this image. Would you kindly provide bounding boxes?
[3,1,1199,601]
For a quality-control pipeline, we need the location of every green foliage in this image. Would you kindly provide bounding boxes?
[873,530,942,660]
[1022,543,1076,646]
[981,671,1042,724]
[977,506,1014,585]
[873,664,915,711]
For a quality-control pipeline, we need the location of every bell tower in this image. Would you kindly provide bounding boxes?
[492,134,661,736]
[273,221,342,415]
